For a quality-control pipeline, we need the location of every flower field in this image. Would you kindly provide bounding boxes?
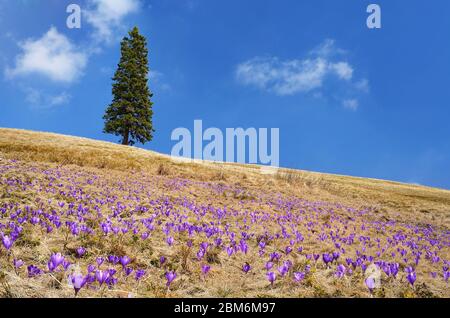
[0,129,449,298]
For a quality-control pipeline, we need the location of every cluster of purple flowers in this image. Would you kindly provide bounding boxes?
[0,159,449,297]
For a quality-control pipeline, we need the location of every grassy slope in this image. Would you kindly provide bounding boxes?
[2,128,449,229]
[0,128,449,298]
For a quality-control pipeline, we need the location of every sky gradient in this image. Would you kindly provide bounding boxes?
[1,0,449,189]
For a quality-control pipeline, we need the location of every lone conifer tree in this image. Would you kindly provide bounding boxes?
[103,27,154,146]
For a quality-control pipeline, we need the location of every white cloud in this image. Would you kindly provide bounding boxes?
[24,87,71,108]
[310,39,346,58]
[49,92,71,106]
[85,0,140,43]
[236,39,368,110]
[355,78,370,93]
[149,70,171,91]
[6,27,87,83]
[342,99,359,111]
[330,62,353,80]
[236,56,353,96]
[5,0,142,109]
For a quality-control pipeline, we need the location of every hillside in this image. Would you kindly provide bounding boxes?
[0,128,449,298]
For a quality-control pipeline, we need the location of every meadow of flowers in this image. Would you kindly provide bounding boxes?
[0,154,449,298]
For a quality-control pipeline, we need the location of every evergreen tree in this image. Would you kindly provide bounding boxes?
[103,27,154,146]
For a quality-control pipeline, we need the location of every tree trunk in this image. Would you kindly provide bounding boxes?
[122,130,129,145]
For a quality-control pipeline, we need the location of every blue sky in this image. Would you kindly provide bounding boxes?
[1,0,450,189]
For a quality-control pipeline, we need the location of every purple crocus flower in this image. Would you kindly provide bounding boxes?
[390,263,399,278]
[267,272,276,285]
[108,255,119,264]
[361,264,367,272]
[124,267,133,276]
[165,271,177,287]
[96,257,104,267]
[201,264,211,275]
[120,256,131,268]
[285,246,292,255]
[265,261,274,270]
[87,264,96,273]
[62,260,71,271]
[335,264,346,278]
[278,265,289,277]
[135,269,146,281]
[242,263,251,274]
[197,249,205,260]
[71,274,87,296]
[332,251,340,261]
[365,277,375,293]
[283,260,292,269]
[382,265,391,276]
[108,268,117,276]
[50,253,65,268]
[95,270,109,286]
[270,252,280,262]
[76,247,86,258]
[443,271,450,282]
[294,271,305,282]
[47,260,56,272]
[106,276,118,287]
[160,256,166,265]
[86,273,96,284]
[166,236,174,246]
[13,259,24,269]
[2,235,12,250]
[407,271,417,286]
[240,240,248,254]
[27,265,43,277]
[322,253,333,265]
[200,242,209,251]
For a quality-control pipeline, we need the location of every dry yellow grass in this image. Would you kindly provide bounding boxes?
[1,128,448,228]
[0,128,449,298]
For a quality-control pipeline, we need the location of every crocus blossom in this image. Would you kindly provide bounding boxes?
[365,277,375,293]
[201,264,211,275]
[120,256,131,268]
[71,273,87,296]
[13,259,24,269]
[27,265,43,277]
[267,272,276,285]
[242,263,251,274]
[2,235,12,250]
[407,271,417,286]
[135,269,146,281]
[76,247,86,258]
[50,253,65,269]
[96,257,104,266]
[165,271,177,287]
[95,270,109,286]
[293,271,305,282]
